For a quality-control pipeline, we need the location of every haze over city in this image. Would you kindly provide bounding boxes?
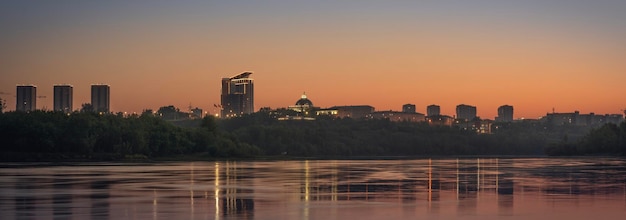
[1,1,625,119]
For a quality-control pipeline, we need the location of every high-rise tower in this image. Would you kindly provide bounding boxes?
[496,105,514,122]
[427,105,440,117]
[456,104,477,121]
[402,104,416,113]
[53,84,73,113]
[221,72,254,118]
[16,85,37,112]
[91,84,110,113]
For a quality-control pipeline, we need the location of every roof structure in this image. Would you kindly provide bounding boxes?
[230,72,253,79]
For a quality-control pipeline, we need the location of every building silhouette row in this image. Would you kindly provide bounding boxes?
[265,91,620,131]
[218,71,622,128]
[11,72,623,129]
[15,84,110,113]
[273,92,519,127]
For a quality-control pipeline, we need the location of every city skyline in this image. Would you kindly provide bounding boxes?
[1,1,625,118]
[2,82,623,120]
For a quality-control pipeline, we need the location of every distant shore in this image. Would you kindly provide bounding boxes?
[1,111,624,162]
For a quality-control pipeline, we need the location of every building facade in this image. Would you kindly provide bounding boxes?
[53,84,73,113]
[368,111,425,122]
[426,115,455,126]
[288,93,316,116]
[221,72,254,118]
[91,84,110,113]
[427,105,440,117]
[456,104,477,121]
[545,111,624,127]
[16,85,37,112]
[317,105,374,118]
[402,104,416,113]
[496,105,514,122]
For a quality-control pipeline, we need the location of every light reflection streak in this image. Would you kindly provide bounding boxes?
[456,158,459,200]
[332,160,338,202]
[429,158,432,202]
[477,158,481,192]
[189,163,194,219]
[303,160,310,220]
[496,158,499,194]
[153,189,157,220]
[215,162,220,220]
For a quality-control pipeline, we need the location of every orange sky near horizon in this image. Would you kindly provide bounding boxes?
[1,1,625,119]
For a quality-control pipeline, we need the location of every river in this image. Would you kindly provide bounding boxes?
[1,158,625,219]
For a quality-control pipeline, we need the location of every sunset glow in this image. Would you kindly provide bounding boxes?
[1,1,625,119]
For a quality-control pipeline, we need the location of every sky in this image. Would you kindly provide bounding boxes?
[1,0,625,119]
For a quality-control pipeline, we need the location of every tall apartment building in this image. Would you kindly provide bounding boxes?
[16,85,37,112]
[427,105,440,116]
[496,105,514,122]
[91,84,110,113]
[402,104,416,113]
[53,84,73,113]
[456,104,477,121]
[221,72,254,118]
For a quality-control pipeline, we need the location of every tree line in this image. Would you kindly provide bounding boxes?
[0,111,259,161]
[218,113,549,157]
[545,122,626,156]
[1,110,623,161]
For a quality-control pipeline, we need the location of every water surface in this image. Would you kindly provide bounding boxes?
[1,158,625,219]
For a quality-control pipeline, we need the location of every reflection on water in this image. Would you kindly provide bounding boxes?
[0,158,625,219]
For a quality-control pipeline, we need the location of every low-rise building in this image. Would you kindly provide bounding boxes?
[317,105,374,118]
[426,115,455,126]
[368,111,425,122]
[544,111,624,127]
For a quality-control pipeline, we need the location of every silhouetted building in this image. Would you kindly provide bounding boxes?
[426,115,454,126]
[221,72,254,118]
[427,105,440,117]
[456,104,477,121]
[402,104,416,113]
[91,84,110,113]
[288,93,316,115]
[191,107,203,119]
[157,105,190,121]
[455,119,493,134]
[53,85,73,113]
[545,111,578,126]
[368,111,425,122]
[317,105,374,118]
[496,105,513,122]
[544,111,624,127]
[16,85,36,112]
[478,119,493,134]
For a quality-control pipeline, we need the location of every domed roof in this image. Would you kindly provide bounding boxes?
[295,93,313,106]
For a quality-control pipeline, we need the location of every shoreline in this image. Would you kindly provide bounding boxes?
[1,152,621,164]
